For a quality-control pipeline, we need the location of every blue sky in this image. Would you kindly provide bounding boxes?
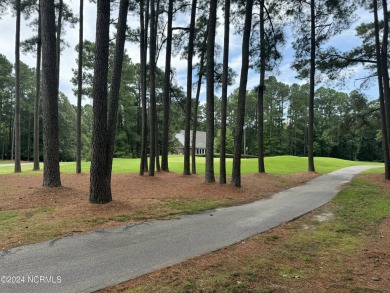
[0,2,379,105]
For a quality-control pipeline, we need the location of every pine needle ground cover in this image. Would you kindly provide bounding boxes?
[101,170,390,293]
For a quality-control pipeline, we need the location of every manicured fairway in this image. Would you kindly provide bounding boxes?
[0,155,383,175]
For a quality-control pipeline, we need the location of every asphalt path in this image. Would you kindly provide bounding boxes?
[0,165,379,293]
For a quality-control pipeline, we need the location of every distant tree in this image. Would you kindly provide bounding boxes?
[40,0,61,187]
[231,0,254,188]
[0,54,14,160]
[191,32,207,174]
[19,0,43,171]
[58,93,76,161]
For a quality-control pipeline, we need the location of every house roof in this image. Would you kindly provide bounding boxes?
[175,130,207,149]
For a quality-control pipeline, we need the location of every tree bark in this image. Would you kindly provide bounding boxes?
[308,0,316,172]
[56,0,63,93]
[184,0,197,175]
[76,0,84,174]
[149,0,157,176]
[14,0,21,173]
[220,0,230,184]
[205,0,217,183]
[231,0,254,187]
[381,0,390,155]
[89,0,110,202]
[161,0,173,172]
[374,0,390,179]
[257,0,265,173]
[33,1,41,171]
[41,0,61,187]
[139,0,149,175]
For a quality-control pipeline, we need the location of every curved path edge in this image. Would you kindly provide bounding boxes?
[0,165,379,293]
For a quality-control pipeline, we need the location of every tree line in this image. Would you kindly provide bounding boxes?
[0,0,389,204]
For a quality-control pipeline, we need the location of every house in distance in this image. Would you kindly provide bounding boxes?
[174,130,206,155]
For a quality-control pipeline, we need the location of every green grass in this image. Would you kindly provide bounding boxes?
[0,155,383,176]
[281,177,390,262]
[334,178,390,231]
[362,167,385,174]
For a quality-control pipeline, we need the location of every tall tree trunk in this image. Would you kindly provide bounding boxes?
[308,0,315,172]
[149,0,157,176]
[257,0,265,173]
[205,0,217,183]
[231,0,254,187]
[90,0,110,202]
[184,0,197,175]
[220,0,230,184]
[106,0,130,184]
[139,0,149,175]
[143,0,150,174]
[374,0,390,179]
[381,0,390,154]
[76,0,84,173]
[33,1,41,171]
[191,48,205,175]
[161,0,173,172]
[56,0,63,93]
[41,0,61,187]
[14,0,21,173]
[0,97,2,160]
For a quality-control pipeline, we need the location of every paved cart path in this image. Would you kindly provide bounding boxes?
[0,166,378,293]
